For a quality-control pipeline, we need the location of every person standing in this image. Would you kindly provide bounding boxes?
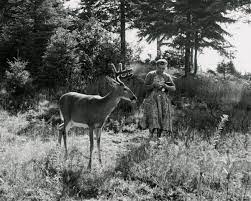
[141,59,176,138]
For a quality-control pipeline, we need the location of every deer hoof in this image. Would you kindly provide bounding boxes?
[99,160,103,167]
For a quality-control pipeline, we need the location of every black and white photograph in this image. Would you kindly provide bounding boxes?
[0,0,250,200]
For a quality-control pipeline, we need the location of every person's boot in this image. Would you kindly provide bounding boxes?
[157,129,162,138]
[149,128,155,138]
[150,128,158,141]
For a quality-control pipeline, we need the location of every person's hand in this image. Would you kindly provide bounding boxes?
[163,83,175,90]
[163,84,169,89]
[153,83,162,89]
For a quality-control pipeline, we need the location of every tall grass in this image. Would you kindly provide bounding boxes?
[112,134,250,200]
[0,128,114,200]
[174,75,251,133]
[0,109,147,200]
[175,75,249,106]
[0,106,250,200]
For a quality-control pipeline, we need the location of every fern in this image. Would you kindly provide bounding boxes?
[212,114,229,149]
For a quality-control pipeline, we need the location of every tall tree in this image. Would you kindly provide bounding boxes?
[0,0,66,80]
[0,0,24,77]
[78,0,136,68]
[42,19,134,90]
[120,0,126,68]
[216,60,239,79]
[132,0,249,76]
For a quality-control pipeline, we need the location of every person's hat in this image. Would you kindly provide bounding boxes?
[156,59,168,65]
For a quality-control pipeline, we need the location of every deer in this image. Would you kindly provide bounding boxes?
[58,67,137,169]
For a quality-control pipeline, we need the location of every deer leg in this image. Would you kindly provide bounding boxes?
[95,128,102,165]
[58,123,68,159]
[58,123,64,145]
[61,122,69,158]
[63,128,68,157]
[87,127,94,169]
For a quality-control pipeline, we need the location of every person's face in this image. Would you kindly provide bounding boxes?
[156,63,167,74]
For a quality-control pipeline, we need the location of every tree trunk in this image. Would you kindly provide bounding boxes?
[190,47,194,72]
[185,41,191,76]
[193,32,199,75]
[185,12,191,76]
[157,37,162,59]
[194,47,198,75]
[120,0,126,69]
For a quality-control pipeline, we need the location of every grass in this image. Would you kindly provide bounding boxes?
[0,110,150,200]
[172,75,251,133]
[0,109,250,200]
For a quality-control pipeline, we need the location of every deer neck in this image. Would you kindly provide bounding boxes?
[102,89,121,116]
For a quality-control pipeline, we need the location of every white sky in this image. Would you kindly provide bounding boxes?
[65,0,251,73]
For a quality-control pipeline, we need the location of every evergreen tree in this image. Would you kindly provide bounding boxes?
[42,28,80,90]
[216,60,239,79]
[0,0,66,80]
[132,0,249,76]
[78,0,136,68]
[42,19,134,90]
[79,0,135,31]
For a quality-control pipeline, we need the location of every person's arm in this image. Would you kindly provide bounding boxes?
[144,72,154,90]
[163,74,176,91]
[145,71,160,90]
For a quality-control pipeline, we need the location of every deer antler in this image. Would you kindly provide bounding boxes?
[117,69,133,85]
[110,63,133,84]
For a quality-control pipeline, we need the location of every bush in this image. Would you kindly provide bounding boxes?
[216,60,240,79]
[127,133,250,201]
[1,58,34,112]
[42,19,134,92]
[41,27,82,90]
[174,74,251,132]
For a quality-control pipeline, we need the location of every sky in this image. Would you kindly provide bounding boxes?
[65,0,251,73]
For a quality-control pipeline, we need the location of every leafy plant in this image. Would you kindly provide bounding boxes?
[212,114,229,149]
[5,58,30,94]
[3,57,34,112]
[42,27,81,90]
[217,60,240,79]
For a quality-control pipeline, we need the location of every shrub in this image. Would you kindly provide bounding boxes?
[174,74,251,132]
[42,19,134,93]
[41,27,83,90]
[216,60,240,79]
[128,132,250,201]
[2,57,34,112]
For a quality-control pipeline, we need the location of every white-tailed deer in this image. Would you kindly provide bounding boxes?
[58,68,136,169]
